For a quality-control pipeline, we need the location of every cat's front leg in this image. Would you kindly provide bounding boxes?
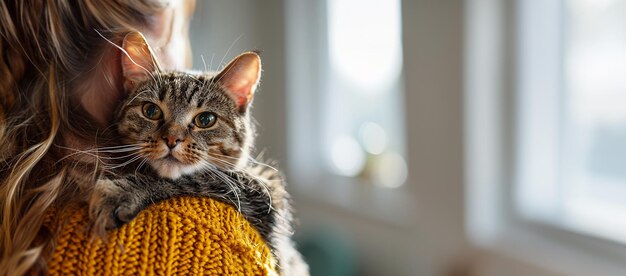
[88,177,145,235]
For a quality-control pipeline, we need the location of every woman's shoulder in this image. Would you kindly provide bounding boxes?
[46,197,277,275]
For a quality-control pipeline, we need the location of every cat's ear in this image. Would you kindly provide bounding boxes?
[215,52,261,113]
[121,31,161,91]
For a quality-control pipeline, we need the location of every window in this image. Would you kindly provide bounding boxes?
[516,0,626,243]
[468,0,626,273]
[285,0,410,220]
[324,0,406,188]
[286,0,406,186]
[560,0,626,241]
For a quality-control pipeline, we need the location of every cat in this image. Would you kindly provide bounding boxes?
[87,32,308,275]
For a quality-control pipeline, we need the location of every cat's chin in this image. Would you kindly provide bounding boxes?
[149,159,203,180]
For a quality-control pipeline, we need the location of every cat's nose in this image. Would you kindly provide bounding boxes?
[162,135,183,149]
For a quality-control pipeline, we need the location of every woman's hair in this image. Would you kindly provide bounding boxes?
[0,1,170,274]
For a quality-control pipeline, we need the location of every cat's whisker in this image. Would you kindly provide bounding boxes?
[201,55,207,72]
[91,149,142,155]
[197,151,248,173]
[134,158,148,178]
[103,160,141,170]
[96,151,146,160]
[246,157,281,172]
[54,147,102,164]
[208,37,245,92]
[200,53,216,92]
[201,155,274,214]
[54,145,146,170]
[218,35,242,73]
[198,160,242,211]
[202,154,239,169]
[210,170,242,201]
[91,146,144,152]
[55,150,130,168]
[206,176,241,209]
[103,154,144,169]
[57,144,144,153]
[99,154,143,169]
[207,152,282,177]
[91,145,145,154]
[126,89,152,106]
[90,144,144,150]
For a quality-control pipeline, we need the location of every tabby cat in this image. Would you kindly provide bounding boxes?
[88,32,308,275]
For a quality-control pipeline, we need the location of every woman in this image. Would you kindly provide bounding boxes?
[0,1,275,274]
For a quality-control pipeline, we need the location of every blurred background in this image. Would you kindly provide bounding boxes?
[189,0,626,275]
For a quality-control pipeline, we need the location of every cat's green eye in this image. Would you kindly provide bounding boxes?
[194,112,217,128]
[142,103,162,120]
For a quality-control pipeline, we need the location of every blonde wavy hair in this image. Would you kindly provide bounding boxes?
[0,1,172,274]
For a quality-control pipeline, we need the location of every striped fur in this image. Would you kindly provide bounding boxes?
[88,54,308,275]
[116,71,254,179]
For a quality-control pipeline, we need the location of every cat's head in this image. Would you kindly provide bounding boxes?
[115,32,261,179]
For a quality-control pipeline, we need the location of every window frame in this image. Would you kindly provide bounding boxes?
[466,0,626,274]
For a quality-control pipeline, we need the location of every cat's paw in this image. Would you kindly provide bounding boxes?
[88,179,142,236]
[113,203,141,226]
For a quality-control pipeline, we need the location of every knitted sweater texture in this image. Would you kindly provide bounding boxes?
[46,197,276,275]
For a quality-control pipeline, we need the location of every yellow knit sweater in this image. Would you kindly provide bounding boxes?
[46,197,277,275]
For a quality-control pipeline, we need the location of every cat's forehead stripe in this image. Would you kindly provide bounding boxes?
[176,79,189,101]
[196,98,205,108]
[158,85,168,101]
[186,84,201,104]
